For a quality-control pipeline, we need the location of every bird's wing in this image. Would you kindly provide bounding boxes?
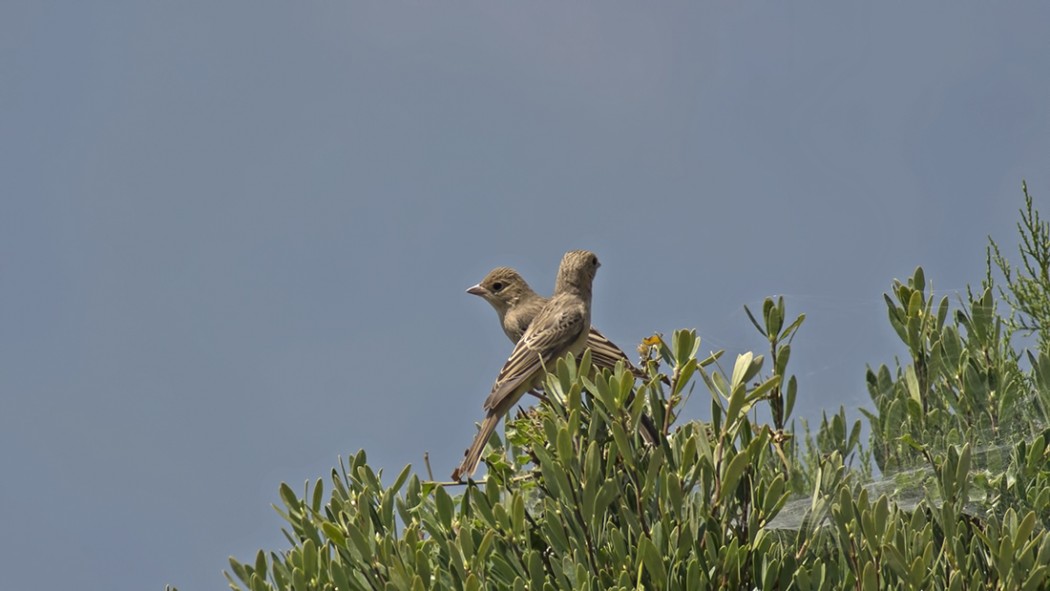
[586,327,634,369]
[483,302,585,411]
[587,327,654,381]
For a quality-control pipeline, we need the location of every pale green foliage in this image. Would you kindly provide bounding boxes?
[226,324,1050,589]
[990,180,1050,353]
[863,267,1034,474]
[219,183,1050,590]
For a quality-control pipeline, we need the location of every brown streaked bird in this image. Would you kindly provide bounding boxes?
[452,250,600,481]
[466,266,661,445]
[465,267,546,345]
[467,267,654,380]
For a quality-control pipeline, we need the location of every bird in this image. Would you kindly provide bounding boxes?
[452,250,600,481]
[466,266,654,380]
[465,266,662,445]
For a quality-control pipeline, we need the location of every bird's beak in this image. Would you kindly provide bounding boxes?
[466,284,487,296]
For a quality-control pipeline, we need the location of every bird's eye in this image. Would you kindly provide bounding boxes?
[492,282,504,292]
[591,256,599,266]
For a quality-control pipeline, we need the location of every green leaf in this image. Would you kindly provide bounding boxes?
[762,298,776,331]
[279,483,298,510]
[390,464,412,496]
[435,485,454,529]
[774,344,791,377]
[321,522,346,547]
[912,266,925,292]
[673,329,700,367]
[310,478,324,512]
[720,451,748,503]
[730,352,754,392]
[765,298,783,339]
[780,313,806,341]
[302,538,318,578]
[578,347,593,385]
[253,550,267,580]
[744,304,766,336]
[746,376,781,406]
[1015,511,1038,548]
[248,573,269,591]
[593,480,620,526]
[638,536,667,585]
[861,561,877,591]
[904,364,921,407]
[610,422,635,471]
[673,358,698,399]
[784,375,797,420]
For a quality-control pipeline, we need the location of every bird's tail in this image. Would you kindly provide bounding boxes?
[452,414,502,481]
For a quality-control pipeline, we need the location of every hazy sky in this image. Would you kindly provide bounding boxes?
[3,3,1049,589]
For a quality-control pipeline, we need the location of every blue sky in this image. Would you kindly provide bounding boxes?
[2,3,1049,589]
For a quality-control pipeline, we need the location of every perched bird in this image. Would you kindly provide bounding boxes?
[466,267,652,380]
[466,267,546,345]
[453,250,600,481]
[466,266,661,445]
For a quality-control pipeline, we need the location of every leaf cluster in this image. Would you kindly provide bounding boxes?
[209,183,1050,591]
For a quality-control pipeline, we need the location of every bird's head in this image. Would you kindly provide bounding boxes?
[554,250,600,295]
[466,267,534,313]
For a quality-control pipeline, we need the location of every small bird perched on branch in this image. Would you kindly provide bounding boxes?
[453,250,600,481]
[465,265,662,445]
[466,266,656,381]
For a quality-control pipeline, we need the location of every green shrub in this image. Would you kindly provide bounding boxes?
[217,182,1050,591]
